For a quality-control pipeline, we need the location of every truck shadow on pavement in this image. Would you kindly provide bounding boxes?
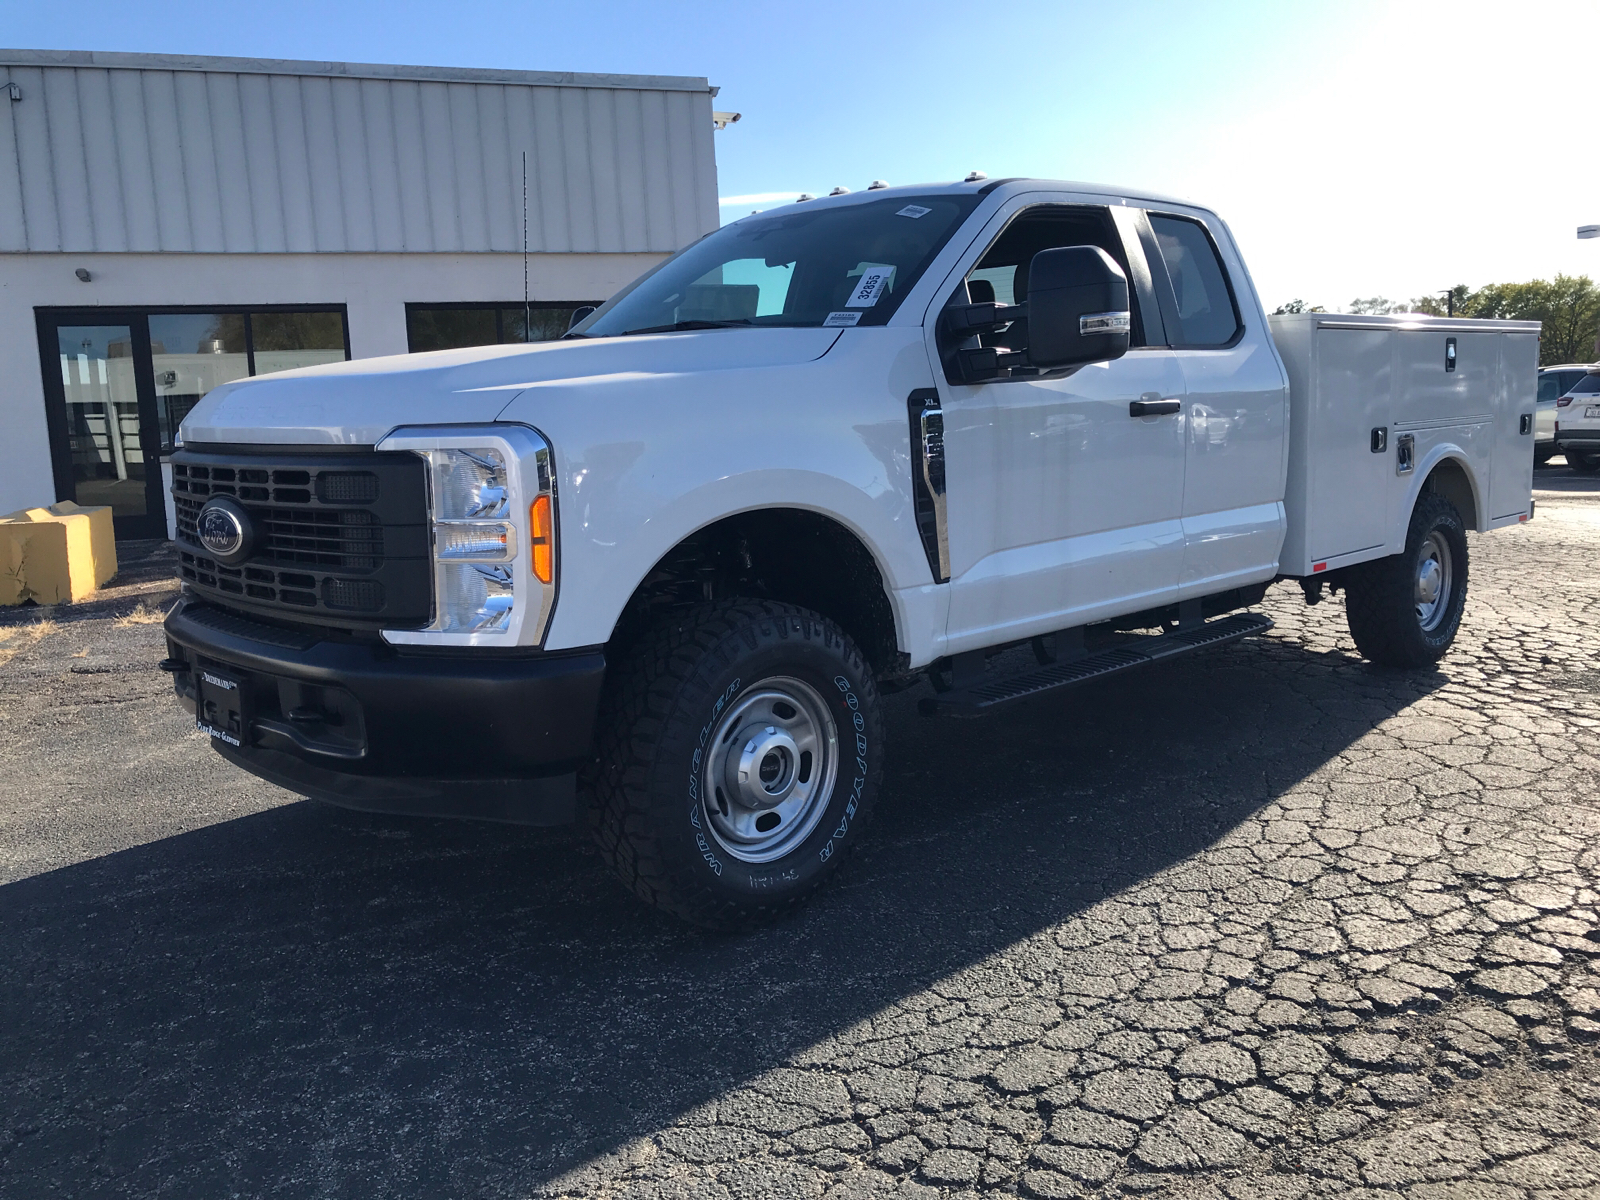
[0,635,1442,1195]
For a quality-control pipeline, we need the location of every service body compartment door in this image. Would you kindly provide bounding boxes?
[1304,327,1392,564]
[1489,331,1538,522]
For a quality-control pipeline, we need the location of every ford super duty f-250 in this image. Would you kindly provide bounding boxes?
[160,177,1539,926]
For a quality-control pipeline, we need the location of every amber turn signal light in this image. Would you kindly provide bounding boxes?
[529,495,553,583]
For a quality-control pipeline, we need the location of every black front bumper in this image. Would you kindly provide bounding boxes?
[163,597,605,824]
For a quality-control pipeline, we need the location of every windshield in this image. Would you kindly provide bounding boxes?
[573,193,982,337]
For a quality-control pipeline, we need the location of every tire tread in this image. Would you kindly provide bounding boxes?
[582,598,882,929]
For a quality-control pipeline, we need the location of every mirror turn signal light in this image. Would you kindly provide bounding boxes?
[530,495,553,584]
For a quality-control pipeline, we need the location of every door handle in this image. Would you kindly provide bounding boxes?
[1129,395,1181,417]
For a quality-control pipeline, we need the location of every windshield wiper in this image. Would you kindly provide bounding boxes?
[620,319,753,336]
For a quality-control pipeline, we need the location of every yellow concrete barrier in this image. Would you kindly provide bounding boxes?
[0,502,117,605]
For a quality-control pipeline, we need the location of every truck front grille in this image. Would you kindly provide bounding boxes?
[171,448,430,630]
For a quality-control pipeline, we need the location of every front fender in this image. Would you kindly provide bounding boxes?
[496,328,943,656]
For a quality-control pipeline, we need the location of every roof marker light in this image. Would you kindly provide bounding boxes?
[829,186,850,196]
[867,180,889,190]
[965,170,988,182]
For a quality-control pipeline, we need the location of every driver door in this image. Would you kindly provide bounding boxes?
[923,197,1188,654]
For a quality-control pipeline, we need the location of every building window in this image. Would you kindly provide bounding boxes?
[147,309,349,449]
[406,304,596,353]
[38,305,350,538]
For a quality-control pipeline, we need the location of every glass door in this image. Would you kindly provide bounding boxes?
[39,315,167,539]
[38,307,350,541]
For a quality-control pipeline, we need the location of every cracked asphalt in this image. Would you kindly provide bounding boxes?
[4,469,1600,1200]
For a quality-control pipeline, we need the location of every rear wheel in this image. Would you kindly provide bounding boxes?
[1343,491,1468,668]
[584,599,883,928]
[1569,450,1600,474]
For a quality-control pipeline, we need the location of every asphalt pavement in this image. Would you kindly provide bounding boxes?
[4,469,1600,1199]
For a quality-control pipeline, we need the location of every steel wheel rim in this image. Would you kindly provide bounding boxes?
[1414,530,1453,632]
[701,677,838,864]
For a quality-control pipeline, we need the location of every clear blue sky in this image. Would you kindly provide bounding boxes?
[4,0,1595,310]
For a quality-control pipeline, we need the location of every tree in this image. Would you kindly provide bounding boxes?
[1273,299,1326,315]
[1406,277,1598,364]
[1408,284,1473,318]
[1349,297,1399,315]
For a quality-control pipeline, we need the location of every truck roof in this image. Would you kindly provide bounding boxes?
[728,178,1205,221]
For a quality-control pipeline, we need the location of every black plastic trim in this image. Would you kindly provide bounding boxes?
[163,598,605,784]
[213,742,577,826]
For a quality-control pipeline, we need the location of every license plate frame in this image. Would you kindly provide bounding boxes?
[194,664,251,747]
[1586,406,1600,419]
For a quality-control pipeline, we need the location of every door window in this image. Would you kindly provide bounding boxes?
[960,205,1152,349]
[149,314,250,453]
[55,325,146,518]
[1538,374,1564,403]
[1147,214,1241,347]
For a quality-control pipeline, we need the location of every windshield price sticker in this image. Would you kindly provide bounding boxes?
[845,263,896,308]
[896,205,932,219]
[824,311,863,327]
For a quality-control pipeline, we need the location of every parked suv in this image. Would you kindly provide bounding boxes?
[1538,365,1592,463]
[1553,368,1600,472]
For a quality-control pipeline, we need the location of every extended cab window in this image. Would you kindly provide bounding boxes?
[574,193,981,337]
[1147,214,1241,347]
[960,205,1151,348]
[1538,374,1564,403]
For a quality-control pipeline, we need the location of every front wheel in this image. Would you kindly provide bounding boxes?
[1343,492,1469,668]
[584,599,883,928]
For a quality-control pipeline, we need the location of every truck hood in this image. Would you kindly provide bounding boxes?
[179,327,844,446]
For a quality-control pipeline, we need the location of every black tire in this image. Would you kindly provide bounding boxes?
[583,599,884,929]
[1569,451,1600,475]
[1343,491,1468,668]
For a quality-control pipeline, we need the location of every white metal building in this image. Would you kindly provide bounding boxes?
[0,49,721,538]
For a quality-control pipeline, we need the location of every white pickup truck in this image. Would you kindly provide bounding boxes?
[161,177,1539,926]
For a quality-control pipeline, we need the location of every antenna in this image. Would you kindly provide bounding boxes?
[522,151,530,342]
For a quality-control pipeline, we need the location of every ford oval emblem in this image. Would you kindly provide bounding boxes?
[196,496,253,564]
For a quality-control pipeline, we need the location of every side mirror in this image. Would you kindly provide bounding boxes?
[1023,246,1131,368]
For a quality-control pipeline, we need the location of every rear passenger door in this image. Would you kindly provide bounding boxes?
[1141,210,1289,597]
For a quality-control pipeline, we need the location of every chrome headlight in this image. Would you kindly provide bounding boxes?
[375,425,556,647]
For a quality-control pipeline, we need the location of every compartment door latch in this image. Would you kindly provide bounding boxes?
[1396,433,1416,474]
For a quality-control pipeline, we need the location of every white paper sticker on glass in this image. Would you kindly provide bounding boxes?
[896,205,932,219]
[845,263,896,308]
[823,311,863,327]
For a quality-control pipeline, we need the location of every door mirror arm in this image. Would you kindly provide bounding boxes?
[938,302,1032,384]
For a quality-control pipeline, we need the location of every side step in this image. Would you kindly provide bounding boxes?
[919,612,1274,715]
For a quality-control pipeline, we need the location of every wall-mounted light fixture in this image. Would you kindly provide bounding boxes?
[75,268,92,282]
[4,82,20,102]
